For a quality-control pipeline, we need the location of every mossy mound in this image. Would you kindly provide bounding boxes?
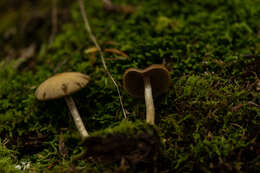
[77,120,162,163]
[72,120,162,172]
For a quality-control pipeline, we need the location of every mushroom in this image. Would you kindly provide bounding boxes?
[35,72,90,139]
[123,64,170,125]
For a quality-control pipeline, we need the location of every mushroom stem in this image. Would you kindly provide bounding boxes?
[64,96,89,138]
[143,76,155,125]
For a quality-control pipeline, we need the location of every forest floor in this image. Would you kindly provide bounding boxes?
[0,0,259,172]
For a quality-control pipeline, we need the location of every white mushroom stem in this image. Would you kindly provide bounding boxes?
[64,96,89,138]
[143,76,155,125]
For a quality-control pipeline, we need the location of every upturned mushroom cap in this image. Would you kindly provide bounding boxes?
[35,72,90,100]
[123,64,170,98]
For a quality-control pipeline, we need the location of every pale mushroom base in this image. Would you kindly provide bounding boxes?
[144,76,155,125]
[65,96,89,138]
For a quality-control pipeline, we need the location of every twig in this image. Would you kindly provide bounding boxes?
[252,71,260,91]
[13,44,36,70]
[247,101,260,109]
[104,48,129,58]
[50,0,58,44]
[53,57,69,73]
[78,0,127,119]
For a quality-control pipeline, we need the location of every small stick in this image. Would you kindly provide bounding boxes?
[50,0,58,44]
[78,0,127,119]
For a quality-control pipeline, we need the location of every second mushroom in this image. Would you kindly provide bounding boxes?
[123,64,170,125]
[35,72,90,139]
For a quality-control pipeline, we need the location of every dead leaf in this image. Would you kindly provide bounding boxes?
[84,47,99,54]
[232,103,243,112]
[30,85,37,90]
[104,48,129,58]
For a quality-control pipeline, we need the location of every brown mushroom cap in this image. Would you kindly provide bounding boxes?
[123,64,170,98]
[35,72,90,100]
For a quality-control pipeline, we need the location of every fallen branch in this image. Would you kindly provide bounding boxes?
[78,0,127,119]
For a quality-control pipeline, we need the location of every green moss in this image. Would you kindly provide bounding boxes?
[160,75,259,172]
[0,140,21,173]
[88,120,156,137]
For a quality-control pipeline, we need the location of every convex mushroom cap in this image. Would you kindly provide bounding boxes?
[35,72,90,100]
[123,64,170,98]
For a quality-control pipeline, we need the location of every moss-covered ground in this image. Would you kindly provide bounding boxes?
[0,0,260,172]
